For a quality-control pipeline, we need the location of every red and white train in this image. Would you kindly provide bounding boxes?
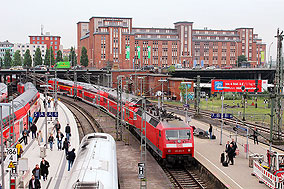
[0,82,40,146]
[49,79,194,164]
[0,83,8,102]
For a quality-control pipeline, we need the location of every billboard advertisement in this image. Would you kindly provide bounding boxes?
[211,80,268,93]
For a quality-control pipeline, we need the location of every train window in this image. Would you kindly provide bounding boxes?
[149,118,159,127]
[166,130,191,140]
[87,135,107,139]
[133,112,137,120]
[98,96,100,101]
[159,130,161,137]
[136,109,142,116]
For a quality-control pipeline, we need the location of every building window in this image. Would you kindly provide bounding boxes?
[33,37,35,40]
[55,37,57,40]
[37,37,39,40]
[50,37,53,40]
[55,46,57,50]
[42,37,44,40]
[37,42,39,44]
[42,42,44,44]
[55,42,57,45]
[51,42,53,45]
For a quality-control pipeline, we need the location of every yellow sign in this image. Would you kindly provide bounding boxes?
[8,161,15,169]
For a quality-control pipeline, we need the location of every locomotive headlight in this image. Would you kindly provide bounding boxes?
[168,149,171,153]
[178,140,181,143]
[187,149,191,152]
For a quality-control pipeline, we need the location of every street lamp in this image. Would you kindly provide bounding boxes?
[181,82,192,124]
[158,79,167,109]
[268,42,273,68]
[0,102,12,188]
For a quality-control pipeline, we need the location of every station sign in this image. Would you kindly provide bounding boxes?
[236,125,248,132]
[34,112,58,117]
[138,163,145,179]
[211,113,233,119]
[6,148,17,163]
[211,80,268,93]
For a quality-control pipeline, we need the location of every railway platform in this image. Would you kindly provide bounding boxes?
[2,95,79,189]
[189,117,281,189]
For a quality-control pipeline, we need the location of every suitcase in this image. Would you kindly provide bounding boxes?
[211,135,216,139]
[220,152,225,163]
[222,161,229,167]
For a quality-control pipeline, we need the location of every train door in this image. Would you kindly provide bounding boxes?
[19,119,23,136]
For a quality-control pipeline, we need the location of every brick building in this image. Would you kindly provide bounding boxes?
[29,33,62,57]
[77,16,266,69]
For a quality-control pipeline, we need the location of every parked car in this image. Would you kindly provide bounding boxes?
[206,66,216,70]
[223,65,233,69]
[72,65,83,70]
[10,66,23,70]
[192,64,202,70]
[33,65,47,70]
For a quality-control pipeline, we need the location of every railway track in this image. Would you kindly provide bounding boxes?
[162,166,206,189]
[60,97,101,140]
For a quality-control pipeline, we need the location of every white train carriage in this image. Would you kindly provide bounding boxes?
[67,133,118,189]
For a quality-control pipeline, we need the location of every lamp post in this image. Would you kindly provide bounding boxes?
[0,102,12,188]
[158,79,167,109]
[181,82,192,124]
[268,42,273,68]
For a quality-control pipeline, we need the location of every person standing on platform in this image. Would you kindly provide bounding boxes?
[56,130,64,150]
[28,175,41,189]
[48,99,51,108]
[253,127,259,145]
[29,114,33,130]
[54,120,61,133]
[22,128,29,145]
[230,138,238,157]
[67,148,76,171]
[225,141,230,152]
[65,123,71,141]
[227,144,235,165]
[208,124,213,139]
[37,130,43,146]
[62,138,70,155]
[32,164,41,180]
[31,123,37,139]
[40,158,50,181]
[48,133,54,151]
[16,141,23,159]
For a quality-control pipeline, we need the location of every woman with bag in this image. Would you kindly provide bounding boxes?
[16,142,23,159]
[37,130,43,146]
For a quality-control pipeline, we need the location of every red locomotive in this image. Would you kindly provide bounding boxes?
[0,82,41,146]
[49,79,194,164]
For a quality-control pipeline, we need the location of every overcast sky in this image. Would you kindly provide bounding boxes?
[1,0,283,60]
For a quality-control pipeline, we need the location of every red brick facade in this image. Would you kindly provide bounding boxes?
[77,16,266,69]
[29,35,61,57]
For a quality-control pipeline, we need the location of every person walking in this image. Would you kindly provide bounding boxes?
[37,130,43,146]
[54,120,61,133]
[40,158,50,181]
[56,130,64,150]
[67,148,76,171]
[65,123,71,141]
[22,128,29,145]
[32,164,41,180]
[16,141,23,159]
[227,144,235,165]
[29,114,33,130]
[253,127,259,145]
[48,99,51,108]
[208,124,213,139]
[31,123,37,139]
[48,133,54,151]
[62,138,70,156]
[28,175,41,189]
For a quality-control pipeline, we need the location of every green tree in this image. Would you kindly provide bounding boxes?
[23,49,32,67]
[4,50,12,68]
[69,47,77,66]
[56,50,63,63]
[13,50,22,66]
[167,65,175,74]
[44,47,55,66]
[63,56,69,62]
[0,57,2,68]
[237,55,247,67]
[34,47,42,66]
[80,46,89,67]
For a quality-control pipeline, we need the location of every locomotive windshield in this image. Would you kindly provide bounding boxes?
[166,130,191,140]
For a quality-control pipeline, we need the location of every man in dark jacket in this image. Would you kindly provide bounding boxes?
[56,130,64,150]
[65,123,71,141]
[62,138,70,155]
[30,123,37,139]
[68,148,76,171]
[22,128,29,145]
[54,120,61,133]
[230,138,238,157]
[40,158,50,181]
[208,124,213,139]
[227,144,235,165]
[29,175,41,189]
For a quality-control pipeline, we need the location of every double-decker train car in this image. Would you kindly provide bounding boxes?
[0,83,7,102]
[67,133,118,189]
[49,79,194,164]
[1,82,41,146]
